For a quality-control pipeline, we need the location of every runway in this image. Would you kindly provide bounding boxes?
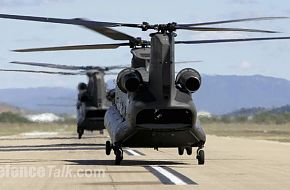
[0,132,290,190]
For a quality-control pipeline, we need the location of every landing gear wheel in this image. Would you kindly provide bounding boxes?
[186,147,192,155]
[178,147,184,155]
[106,141,112,155]
[196,149,205,165]
[114,148,123,165]
[77,128,84,139]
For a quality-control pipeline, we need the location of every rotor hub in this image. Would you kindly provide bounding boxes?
[140,22,177,33]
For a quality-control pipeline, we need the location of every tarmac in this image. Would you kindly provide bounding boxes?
[0,131,290,190]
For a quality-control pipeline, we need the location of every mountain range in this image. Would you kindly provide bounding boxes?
[1,74,290,115]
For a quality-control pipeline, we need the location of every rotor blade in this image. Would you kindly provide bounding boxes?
[175,36,290,45]
[178,17,288,27]
[38,104,75,107]
[0,69,82,75]
[105,71,120,75]
[76,18,139,42]
[105,65,130,70]
[175,60,203,64]
[0,14,142,42]
[176,26,279,33]
[11,61,129,71]
[13,43,130,52]
[11,61,100,70]
[0,14,142,29]
[0,13,120,27]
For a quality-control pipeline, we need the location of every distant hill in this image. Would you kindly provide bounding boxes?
[227,105,290,117]
[0,87,76,114]
[194,75,290,114]
[1,75,290,115]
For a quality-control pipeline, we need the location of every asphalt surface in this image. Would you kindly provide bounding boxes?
[0,131,290,190]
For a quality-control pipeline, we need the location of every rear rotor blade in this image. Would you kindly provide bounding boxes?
[0,14,143,30]
[76,18,139,42]
[0,14,142,43]
[176,26,279,33]
[13,43,130,52]
[0,14,120,27]
[175,36,290,45]
[178,17,288,27]
[0,69,81,75]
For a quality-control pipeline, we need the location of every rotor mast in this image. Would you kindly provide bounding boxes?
[86,71,106,108]
[149,29,176,102]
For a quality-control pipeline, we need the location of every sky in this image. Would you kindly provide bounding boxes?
[0,0,289,89]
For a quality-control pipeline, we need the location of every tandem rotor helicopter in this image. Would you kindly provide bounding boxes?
[0,61,123,139]
[0,14,289,165]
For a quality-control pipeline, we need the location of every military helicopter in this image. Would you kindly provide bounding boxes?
[0,14,290,165]
[0,61,123,139]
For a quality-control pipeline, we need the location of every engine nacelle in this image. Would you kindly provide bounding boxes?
[117,68,143,93]
[176,68,201,93]
[78,82,87,91]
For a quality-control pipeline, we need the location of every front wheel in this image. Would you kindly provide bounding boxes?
[197,150,205,165]
[106,141,111,155]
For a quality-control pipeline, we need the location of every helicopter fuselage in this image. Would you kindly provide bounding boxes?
[104,32,206,148]
[77,72,108,135]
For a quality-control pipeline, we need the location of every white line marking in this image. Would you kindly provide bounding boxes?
[150,165,187,185]
[126,149,142,156]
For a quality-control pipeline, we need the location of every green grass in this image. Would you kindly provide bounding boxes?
[202,122,290,142]
[0,123,75,136]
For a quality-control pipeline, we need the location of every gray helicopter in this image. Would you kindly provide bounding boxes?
[0,61,122,139]
[0,14,290,165]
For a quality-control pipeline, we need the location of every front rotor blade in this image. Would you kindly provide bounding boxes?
[13,43,130,52]
[0,69,82,75]
[176,26,279,33]
[175,36,290,45]
[178,17,288,27]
